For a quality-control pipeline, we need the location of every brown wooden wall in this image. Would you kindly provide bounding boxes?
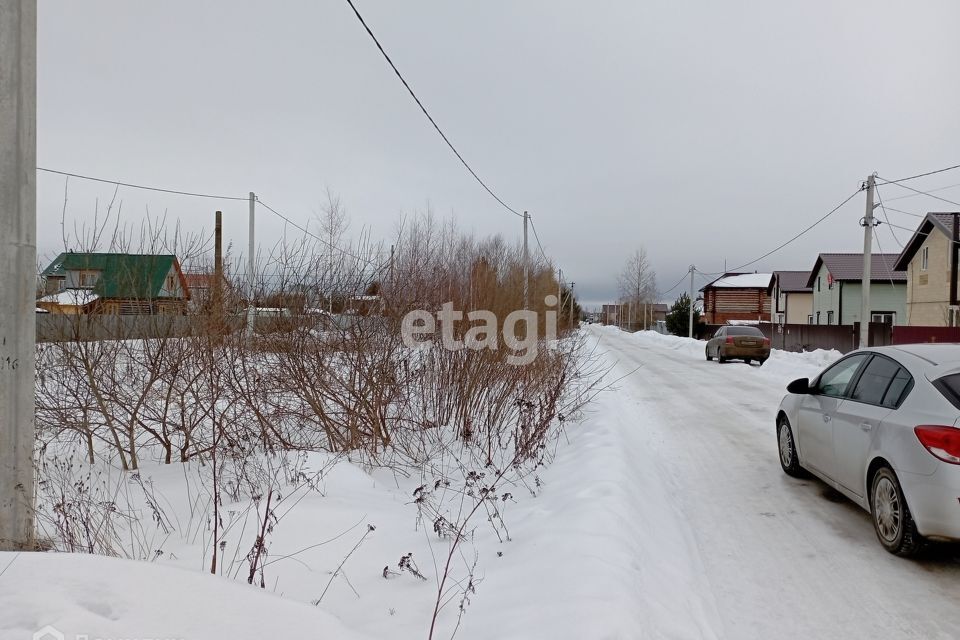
[702,288,772,324]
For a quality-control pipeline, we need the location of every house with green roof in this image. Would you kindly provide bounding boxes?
[38,252,190,315]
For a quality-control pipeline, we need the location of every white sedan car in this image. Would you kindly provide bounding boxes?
[776,344,960,556]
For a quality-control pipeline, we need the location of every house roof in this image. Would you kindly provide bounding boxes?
[805,253,906,288]
[41,252,188,300]
[38,290,100,306]
[771,270,812,293]
[183,272,215,289]
[652,303,668,312]
[700,272,773,291]
[893,212,960,271]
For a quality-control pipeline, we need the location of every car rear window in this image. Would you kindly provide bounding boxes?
[933,373,960,411]
[726,327,763,336]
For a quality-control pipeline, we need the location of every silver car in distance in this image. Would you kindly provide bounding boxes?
[776,344,960,556]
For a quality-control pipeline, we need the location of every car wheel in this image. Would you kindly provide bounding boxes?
[870,467,924,557]
[758,357,768,366]
[717,349,726,363]
[776,416,804,478]
[744,358,752,365]
[706,347,712,361]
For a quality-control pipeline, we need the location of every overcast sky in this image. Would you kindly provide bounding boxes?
[36,0,960,307]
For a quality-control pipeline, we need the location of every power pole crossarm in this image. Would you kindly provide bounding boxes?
[0,0,37,550]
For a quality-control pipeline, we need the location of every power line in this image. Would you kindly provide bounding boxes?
[343,0,523,219]
[658,272,690,298]
[875,175,960,208]
[37,167,249,201]
[885,181,960,203]
[881,204,923,218]
[870,226,901,290]
[699,186,864,275]
[873,184,903,248]
[528,215,550,264]
[255,198,385,269]
[876,163,960,186]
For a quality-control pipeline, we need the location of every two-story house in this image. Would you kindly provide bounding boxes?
[769,270,812,324]
[893,212,960,326]
[806,253,906,326]
[37,252,190,315]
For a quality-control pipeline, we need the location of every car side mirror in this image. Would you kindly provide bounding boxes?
[787,378,811,394]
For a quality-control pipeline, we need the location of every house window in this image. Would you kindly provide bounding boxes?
[817,277,821,292]
[816,311,821,324]
[827,311,834,325]
[872,311,895,325]
[921,246,929,271]
[78,271,100,288]
[807,314,814,325]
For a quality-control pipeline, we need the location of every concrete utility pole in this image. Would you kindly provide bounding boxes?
[557,267,563,328]
[522,211,529,310]
[859,175,875,349]
[950,213,959,326]
[0,0,37,551]
[569,282,575,326]
[246,192,256,337]
[688,265,696,339]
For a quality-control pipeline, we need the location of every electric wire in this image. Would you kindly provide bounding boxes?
[657,272,690,298]
[343,0,523,219]
[875,176,960,208]
[885,181,960,203]
[882,205,923,218]
[528,216,550,265]
[255,198,385,269]
[877,163,960,186]
[870,223,902,291]
[37,167,249,201]
[695,187,864,277]
[874,183,903,248]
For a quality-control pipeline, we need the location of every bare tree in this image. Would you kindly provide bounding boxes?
[617,248,657,330]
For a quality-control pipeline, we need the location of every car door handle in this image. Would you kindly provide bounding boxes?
[860,422,873,431]
[822,414,831,423]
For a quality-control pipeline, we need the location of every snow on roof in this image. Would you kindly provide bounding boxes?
[38,289,100,306]
[707,273,773,289]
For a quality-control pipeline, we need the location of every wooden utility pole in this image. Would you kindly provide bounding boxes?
[688,265,695,338]
[859,175,875,349]
[213,210,223,314]
[246,192,256,337]
[0,0,37,551]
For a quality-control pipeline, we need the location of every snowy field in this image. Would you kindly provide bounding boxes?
[3,326,959,640]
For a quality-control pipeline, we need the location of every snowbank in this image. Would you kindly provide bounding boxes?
[613,328,841,384]
[0,551,370,640]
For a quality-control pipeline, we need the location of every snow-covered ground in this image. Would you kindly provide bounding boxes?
[3,326,959,640]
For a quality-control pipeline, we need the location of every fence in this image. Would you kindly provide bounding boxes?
[890,326,960,345]
[700,322,960,354]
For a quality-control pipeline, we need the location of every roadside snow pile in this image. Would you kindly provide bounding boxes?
[612,328,842,385]
[0,552,370,640]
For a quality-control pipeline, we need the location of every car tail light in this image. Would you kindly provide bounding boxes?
[762,338,770,346]
[914,426,960,464]
[725,336,735,344]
